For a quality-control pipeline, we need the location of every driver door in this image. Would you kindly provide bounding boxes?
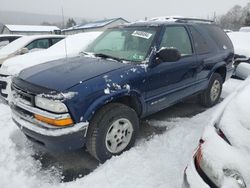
[145,26,198,115]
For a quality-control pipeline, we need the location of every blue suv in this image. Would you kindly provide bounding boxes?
[10,17,234,162]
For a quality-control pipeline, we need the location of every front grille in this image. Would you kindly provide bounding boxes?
[0,74,9,78]
[12,83,35,106]
[0,80,7,89]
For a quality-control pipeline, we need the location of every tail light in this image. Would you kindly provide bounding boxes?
[195,139,205,168]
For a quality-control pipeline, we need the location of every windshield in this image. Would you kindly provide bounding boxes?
[85,27,157,62]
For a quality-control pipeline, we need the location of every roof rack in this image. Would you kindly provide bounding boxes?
[149,16,214,24]
[175,18,215,23]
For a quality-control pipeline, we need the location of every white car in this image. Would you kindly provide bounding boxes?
[0,31,102,102]
[227,32,250,79]
[183,77,250,188]
[227,32,250,59]
[0,35,22,49]
[234,63,250,80]
[0,35,65,65]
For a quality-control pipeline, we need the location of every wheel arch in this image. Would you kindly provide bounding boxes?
[210,63,227,83]
[83,90,144,121]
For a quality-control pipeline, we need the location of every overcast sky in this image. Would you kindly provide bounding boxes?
[0,0,249,21]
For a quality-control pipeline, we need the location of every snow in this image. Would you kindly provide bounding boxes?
[38,92,78,101]
[0,32,102,76]
[104,88,110,94]
[200,126,250,187]
[227,32,250,58]
[5,25,59,32]
[0,78,245,188]
[218,77,250,152]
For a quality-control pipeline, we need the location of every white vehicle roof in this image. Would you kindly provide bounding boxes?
[0,35,64,57]
[227,32,250,58]
[1,31,102,75]
[0,34,23,38]
[5,25,59,32]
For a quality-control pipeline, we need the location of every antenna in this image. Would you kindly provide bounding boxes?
[60,0,68,59]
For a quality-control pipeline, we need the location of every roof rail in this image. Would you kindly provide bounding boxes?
[149,16,214,24]
[175,18,215,23]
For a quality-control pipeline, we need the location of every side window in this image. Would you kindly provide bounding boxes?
[203,25,233,50]
[189,26,210,54]
[51,38,63,45]
[26,39,50,50]
[160,26,192,56]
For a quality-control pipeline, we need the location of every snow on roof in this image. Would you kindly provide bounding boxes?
[149,15,185,22]
[5,25,60,32]
[0,34,23,38]
[64,17,128,31]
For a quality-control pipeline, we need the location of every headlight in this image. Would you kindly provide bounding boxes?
[35,95,68,113]
[223,169,247,188]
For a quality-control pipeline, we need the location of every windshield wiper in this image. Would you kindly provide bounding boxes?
[79,51,95,57]
[94,53,123,62]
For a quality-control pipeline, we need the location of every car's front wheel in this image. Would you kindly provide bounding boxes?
[200,73,223,107]
[86,103,139,162]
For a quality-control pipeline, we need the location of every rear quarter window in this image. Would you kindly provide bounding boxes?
[203,25,233,51]
[189,26,211,54]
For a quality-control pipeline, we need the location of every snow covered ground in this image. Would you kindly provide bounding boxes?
[0,78,245,188]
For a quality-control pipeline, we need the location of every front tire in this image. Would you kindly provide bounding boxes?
[86,103,139,162]
[200,73,223,107]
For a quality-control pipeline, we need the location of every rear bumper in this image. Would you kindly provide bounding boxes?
[12,111,89,152]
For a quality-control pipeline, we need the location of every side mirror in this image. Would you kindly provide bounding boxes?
[18,48,29,55]
[156,48,181,62]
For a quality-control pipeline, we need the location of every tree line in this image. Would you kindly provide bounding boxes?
[217,3,250,30]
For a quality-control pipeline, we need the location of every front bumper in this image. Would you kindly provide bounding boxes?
[12,111,89,151]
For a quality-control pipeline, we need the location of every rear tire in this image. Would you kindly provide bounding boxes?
[86,103,139,163]
[200,73,223,107]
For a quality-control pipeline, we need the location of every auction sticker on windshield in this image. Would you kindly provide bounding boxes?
[132,31,152,39]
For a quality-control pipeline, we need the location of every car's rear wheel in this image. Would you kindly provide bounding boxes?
[200,73,223,107]
[86,103,139,162]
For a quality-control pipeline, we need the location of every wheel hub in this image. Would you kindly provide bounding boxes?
[210,80,221,102]
[105,118,133,154]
